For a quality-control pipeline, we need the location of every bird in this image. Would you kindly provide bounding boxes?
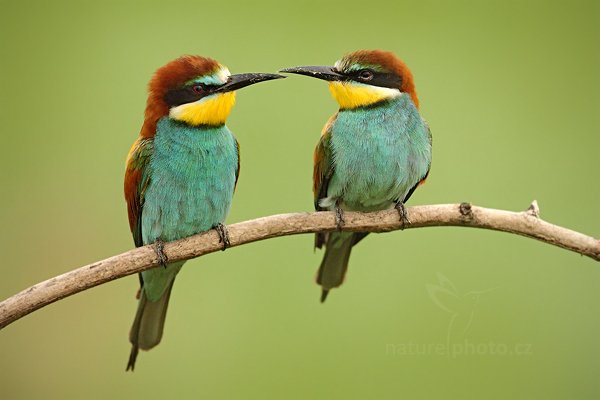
[124,55,283,370]
[281,50,432,302]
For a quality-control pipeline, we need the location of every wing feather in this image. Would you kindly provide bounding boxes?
[124,138,154,247]
[313,114,337,248]
[234,138,240,190]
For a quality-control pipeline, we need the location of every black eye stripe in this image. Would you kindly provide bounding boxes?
[344,70,402,89]
[164,86,202,107]
[164,84,219,107]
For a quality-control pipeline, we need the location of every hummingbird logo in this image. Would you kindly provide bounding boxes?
[426,273,497,355]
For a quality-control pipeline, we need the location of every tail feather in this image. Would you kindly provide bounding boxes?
[317,232,361,302]
[126,280,175,371]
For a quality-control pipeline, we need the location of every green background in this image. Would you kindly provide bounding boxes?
[1,0,599,398]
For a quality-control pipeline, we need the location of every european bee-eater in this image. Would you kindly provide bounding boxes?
[281,50,432,302]
[124,55,283,370]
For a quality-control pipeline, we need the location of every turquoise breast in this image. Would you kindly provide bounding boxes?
[327,94,431,212]
[141,118,238,244]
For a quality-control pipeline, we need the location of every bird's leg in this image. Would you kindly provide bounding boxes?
[154,239,168,268]
[214,223,230,251]
[394,201,411,230]
[335,199,345,231]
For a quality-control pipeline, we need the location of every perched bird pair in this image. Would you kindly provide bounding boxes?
[124,50,432,370]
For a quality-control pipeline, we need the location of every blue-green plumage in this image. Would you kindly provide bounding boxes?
[315,94,431,301]
[125,54,283,371]
[280,50,433,301]
[126,117,239,370]
[324,95,430,212]
[143,119,238,244]
[141,118,238,301]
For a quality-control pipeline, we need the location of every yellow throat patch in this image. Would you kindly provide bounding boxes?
[328,81,400,109]
[169,92,236,126]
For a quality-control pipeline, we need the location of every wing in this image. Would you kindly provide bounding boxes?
[234,137,241,191]
[401,119,432,203]
[313,114,337,248]
[313,113,337,210]
[124,137,154,248]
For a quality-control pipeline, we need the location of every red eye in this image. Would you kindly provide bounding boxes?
[192,85,204,94]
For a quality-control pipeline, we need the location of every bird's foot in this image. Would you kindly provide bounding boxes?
[394,201,411,230]
[214,223,230,251]
[154,239,168,268]
[335,201,345,231]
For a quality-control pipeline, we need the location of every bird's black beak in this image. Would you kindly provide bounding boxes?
[279,66,344,82]
[216,73,285,93]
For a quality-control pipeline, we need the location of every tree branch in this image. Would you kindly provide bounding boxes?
[1,202,598,329]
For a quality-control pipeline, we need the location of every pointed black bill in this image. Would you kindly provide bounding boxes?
[279,66,344,82]
[320,289,330,303]
[216,72,285,93]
